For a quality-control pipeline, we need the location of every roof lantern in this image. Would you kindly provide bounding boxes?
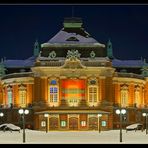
[63,17,83,28]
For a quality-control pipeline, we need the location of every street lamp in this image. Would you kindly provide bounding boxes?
[44,113,49,133]
[18,108,29,143]
[142,112,148,134]
[98,114,102,133]
[116,109,126,142]
[0,112,4,124]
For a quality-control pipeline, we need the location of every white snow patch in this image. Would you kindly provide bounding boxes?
[0,129,148,144]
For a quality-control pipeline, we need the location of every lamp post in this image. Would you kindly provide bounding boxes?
[44,113,49,133]
[0,112,4,124]
[142,112,148,134]
[116,109,126,142]
[18,108,29,143]
[98,114,102,133]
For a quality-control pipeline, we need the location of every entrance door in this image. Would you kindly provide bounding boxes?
[49,117,58,130]
[89,117,98,130]
[69,117,78,130]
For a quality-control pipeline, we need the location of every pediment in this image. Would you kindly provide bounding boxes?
[61,58,86,69]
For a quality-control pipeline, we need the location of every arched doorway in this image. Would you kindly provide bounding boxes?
[49,117,58,130]
[69,117,78,130]
[89,117,98,130]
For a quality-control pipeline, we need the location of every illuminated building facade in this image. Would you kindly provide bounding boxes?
[0,17,148,131]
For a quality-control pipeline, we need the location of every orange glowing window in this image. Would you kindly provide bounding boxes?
[61,79,85,100]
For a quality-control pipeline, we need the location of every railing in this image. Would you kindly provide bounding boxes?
[81,61,111,67]
[35,61,65,67]
[1,72,34,80]
[115,72,144,80]
[35,59,111,67]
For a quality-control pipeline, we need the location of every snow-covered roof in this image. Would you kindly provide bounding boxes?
[41,29,105,48]
[112,59,144,67]
[3,56,36,68]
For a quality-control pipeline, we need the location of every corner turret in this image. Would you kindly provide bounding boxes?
[33,40,40,57]
[0,58,6,77]
[107,39,114,59]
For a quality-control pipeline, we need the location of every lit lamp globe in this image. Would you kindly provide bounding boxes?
[98,114,102,117]
[121,109,126,114]
[142,113,146,117]
[0,112,4,117]
[116,109,120,115]
[18,109,24,114]
[44,113,49,118]
[24,110,29,115]
[18,109,29,115]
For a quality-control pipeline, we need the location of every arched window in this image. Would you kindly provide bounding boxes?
[48,79,59,106]
[135,85,140,107]
[120,84,128,107]
[19,84,27,107]
[7,85,13,107]
[88,79,98,106]
[142,87,145,107]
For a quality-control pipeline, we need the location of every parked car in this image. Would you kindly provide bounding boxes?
[0,124,7,130]
[126,123,143,132]
[0,123,21,132]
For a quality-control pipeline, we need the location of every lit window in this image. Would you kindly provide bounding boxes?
[135,85,140,106]
[61,121,66,127]
[19,84,27,107]
[81,121,86,127]
[120,85,128,107]
[7,86,13,107]
[49,87,58,102]
[101,121,106,127]
[41,121,46,127]
[88,79,98,105]
[89,87,98,103]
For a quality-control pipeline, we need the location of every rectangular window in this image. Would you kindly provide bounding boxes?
[81,121,86,127]
[101,121,106,127]
[121,90,128,107]
[61,121,66,127]
[19,90,26,107]
[50,87,53,92]
[49,86,58,102]
[89,87,97,103]
[41,121,46,127]
[8,91,13,106]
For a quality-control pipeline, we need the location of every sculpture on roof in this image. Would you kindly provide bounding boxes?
[0,58,6,77]
[66,49,81,60]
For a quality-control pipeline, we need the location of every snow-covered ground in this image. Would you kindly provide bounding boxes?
[0,129,148,144]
